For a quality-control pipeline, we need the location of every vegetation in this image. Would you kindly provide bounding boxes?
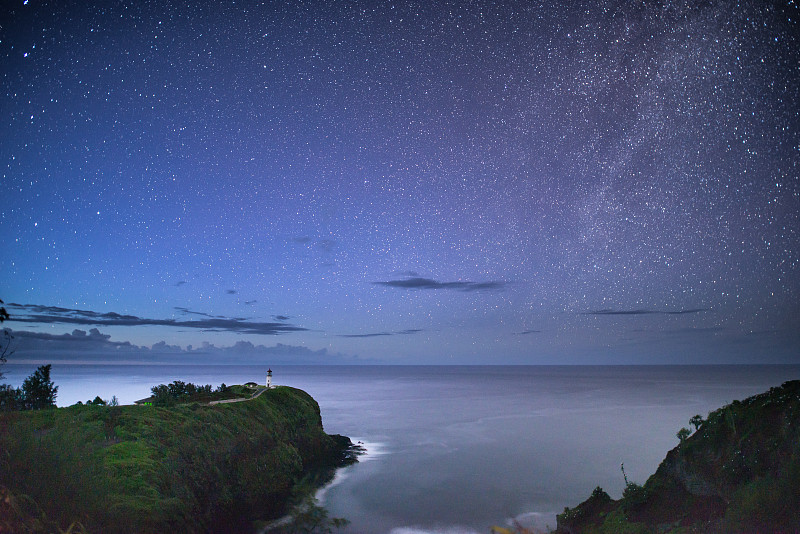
[75,395,120,407]
[555,380,800,533]
[0,305,61,413]
[21,364,58,409]
[147,380,241,405]
[0,298,12,382]
[689,414,704,431]
[0,300,13,394]
[0,385,359,533]
[0,364,58,411]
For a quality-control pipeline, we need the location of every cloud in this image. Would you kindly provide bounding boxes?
[373,277,506,292]
[396,329,423,335]
[273,315,290,321]
[174,306,219,318]
[338,332,393,338]
[7,328,363,364]
[513,330,542,335]
[585,308,709,316]
[226,289,237,295]
[338,328,423,338]
[10,328,138,352]
[8,303,306,335]
[175,281,187,287]
[244,300,257,305]
[15,328,113,343]
[290,236,338,265]
[174,307,247,320]
[316,238,336,253]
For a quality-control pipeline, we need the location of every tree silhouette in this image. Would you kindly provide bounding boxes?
[21,364,58,409]
[689,414,704,431]
[0,299,11,381]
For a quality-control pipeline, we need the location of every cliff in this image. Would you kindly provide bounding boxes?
[0,386,358,533]
[556,379,800,534]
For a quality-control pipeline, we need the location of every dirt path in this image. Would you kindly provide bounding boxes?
[208,386,269,405]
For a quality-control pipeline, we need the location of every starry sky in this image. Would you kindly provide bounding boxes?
[1,0,798,365]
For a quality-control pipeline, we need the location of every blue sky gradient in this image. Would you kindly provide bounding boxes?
[2,0,798,364]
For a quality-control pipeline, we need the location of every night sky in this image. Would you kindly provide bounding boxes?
[2,0,798,364]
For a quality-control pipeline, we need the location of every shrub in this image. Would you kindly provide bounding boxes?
[622,482,648,511]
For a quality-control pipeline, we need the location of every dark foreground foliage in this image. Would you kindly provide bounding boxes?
[0,364,59,411]
[556,380,800,533]
[0,386,358,533]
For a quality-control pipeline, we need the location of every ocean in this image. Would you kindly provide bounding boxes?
[2,363,798,533]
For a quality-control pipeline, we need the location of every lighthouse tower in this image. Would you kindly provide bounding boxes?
[266,369,272,389]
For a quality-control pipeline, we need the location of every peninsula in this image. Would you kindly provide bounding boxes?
[0,384,359,533]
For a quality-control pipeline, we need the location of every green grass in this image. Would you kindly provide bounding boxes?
[0,386,355,534]
[556,380,800,533]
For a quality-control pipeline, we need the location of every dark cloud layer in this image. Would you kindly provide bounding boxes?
[8,328,360,364]
[14,328,119,344]
[339,328,423,338]
[174,307,233,319]
[8,303,305,335]
[374,277,506,292]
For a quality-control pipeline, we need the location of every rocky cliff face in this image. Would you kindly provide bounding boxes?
[556,380,800,534]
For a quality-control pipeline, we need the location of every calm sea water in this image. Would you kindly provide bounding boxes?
[3,363,798,533]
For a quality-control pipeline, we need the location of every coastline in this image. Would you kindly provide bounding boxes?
[0,385,357,533]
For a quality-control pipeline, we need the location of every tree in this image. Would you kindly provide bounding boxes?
[21,364,58,410]
[677,427,691,443]
[0,299,12,381]
[151,383,176,406]
[689,414,704,431]
[0,384,22,411]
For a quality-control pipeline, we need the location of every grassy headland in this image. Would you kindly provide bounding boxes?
[0,385,358,533]
[555,380,800,533]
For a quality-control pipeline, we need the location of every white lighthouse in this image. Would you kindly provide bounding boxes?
[266,368,272,389]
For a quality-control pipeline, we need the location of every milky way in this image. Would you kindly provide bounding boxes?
[2,1,798,363]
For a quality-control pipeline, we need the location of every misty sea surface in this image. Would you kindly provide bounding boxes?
[4,363,799,533]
